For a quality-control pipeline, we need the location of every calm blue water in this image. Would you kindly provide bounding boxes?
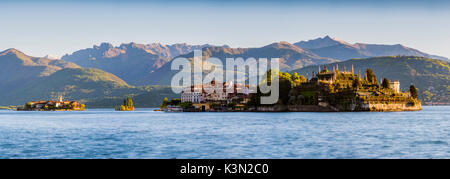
[0,106,449,159]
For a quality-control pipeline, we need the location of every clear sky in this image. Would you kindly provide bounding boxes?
[1,0,450,58]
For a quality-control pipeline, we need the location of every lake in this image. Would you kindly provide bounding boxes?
[0,106,449,159]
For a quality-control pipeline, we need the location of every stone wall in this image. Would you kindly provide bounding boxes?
[363,102,422,111]
[256,105,288,112]
[287,105,336,112]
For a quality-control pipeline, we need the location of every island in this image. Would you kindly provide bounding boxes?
[115,97,135,111]
[17,97,85,111]
[161,66,421,112]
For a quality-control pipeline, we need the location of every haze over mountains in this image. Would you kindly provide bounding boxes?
[61,42,230,85]
[138,41,338,85]
[60,36,448,86]
[0,48,176,106]
[1,36,449,106]
[294,36,449,61]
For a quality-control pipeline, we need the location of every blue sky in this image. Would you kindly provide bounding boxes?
[1,0,450,58]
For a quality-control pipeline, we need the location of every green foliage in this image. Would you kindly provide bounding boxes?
[160,97,169,109]
[260,70,293,105]
[291,72,306,86]
[80,104,86,110]
[126,97,134,107]
[178,101,193,108]
[227,102,237,108]
[169,98,181,106]
[292,56,450,104]
[352,78,362,89]
[279,78,292,105]
[116,97,134,111]
[365,68,378,85]
[410,85,418,99]
[25,102,32,109]
[247,86,262,107]
[382,78,391,89]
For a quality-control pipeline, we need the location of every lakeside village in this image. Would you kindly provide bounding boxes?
[160,65,422,112]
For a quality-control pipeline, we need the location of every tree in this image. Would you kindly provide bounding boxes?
[279,77,292,105]
[291,72,300,81]
[127,97,134,108]
[227,102,237,108]
[248,86,262,107]
[80,104,86,110]
[178,102,193,108]
[279,72,291,81]
[352,78,362,89]
[382,78,391,89]
[160,97,169,109]
[273,72,292,105]
[410,85,418,99]
[291,72,306,86]
[117,97,135,111]
[170,98,181,106]
[365,68,378,85]
[25,102,32,109]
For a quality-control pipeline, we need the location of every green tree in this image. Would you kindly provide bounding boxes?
[291,72,299,81]
[227,102,237,108]
[365,68,378,85]
[160,97,169,109]
[261,70,292,105]
[117,97,134,111]
[279,77,292,105]
[80,104,86,110]
[248,86,262,107]
[382,78,391,89]
[25,102,32,109]
[127,97,134,107]
[410,85,418,99]
[352,78,362,89]
[178,102,193,108]
[170,98,181,106]
[291,72,306,86]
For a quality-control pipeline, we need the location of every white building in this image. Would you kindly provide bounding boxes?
[180,81,250,103]
[389,81,400,93]
[181,91,205,103]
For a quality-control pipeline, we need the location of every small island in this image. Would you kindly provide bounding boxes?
[161,66,421,112]
[115,97,135,111]
[17,97,85,111]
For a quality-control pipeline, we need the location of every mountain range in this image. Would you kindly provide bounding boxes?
[61,36,448,86]
[294,36,448,61]
[0,48,177,107]
[0,36,448,106]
